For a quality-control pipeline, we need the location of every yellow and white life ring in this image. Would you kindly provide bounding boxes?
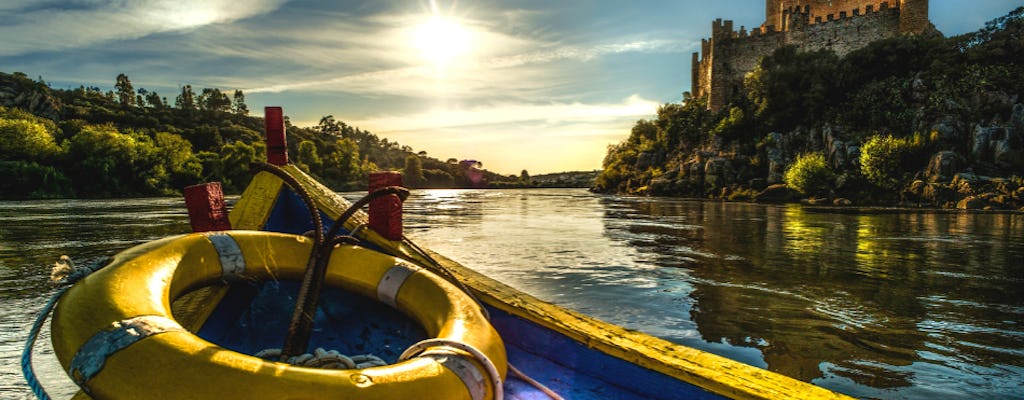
[51,231,506,400]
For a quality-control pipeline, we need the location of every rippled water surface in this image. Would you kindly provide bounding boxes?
[2,190,1023,399]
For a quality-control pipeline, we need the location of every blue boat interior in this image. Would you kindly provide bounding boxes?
[192,187,725,400]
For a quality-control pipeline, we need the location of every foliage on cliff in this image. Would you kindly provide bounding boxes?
[0,72,520,199]
[595,7,1024,208]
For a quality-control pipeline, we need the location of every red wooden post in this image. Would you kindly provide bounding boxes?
[184,182,232,232]
[368,172,403,241]
[265,106,288,165]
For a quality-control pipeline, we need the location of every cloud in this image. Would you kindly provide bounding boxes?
[350,94,659,133]
[0,0,288,56]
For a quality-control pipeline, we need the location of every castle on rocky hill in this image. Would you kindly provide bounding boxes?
[691,0,934,111]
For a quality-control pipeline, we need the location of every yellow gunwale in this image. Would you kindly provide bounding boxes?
[232,165,855,400]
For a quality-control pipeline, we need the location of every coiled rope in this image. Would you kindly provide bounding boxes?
[22,256,108,400]
[254,348,387,369]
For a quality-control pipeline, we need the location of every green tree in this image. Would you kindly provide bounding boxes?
[144,90,164,109]
[0,160,71,199]
[220,141,259,191]
[175,85,196,110]
[65,124,162,196]
[520,169,531,185]
[783,153,835,196]
[860,134,925,190]
[403,155,426,187]
[322,138,362,185]
[295,140,323,174]
[199,88,231,112]
[115,73,135,106]
[232,90,249,115]
[0,112,62,162]
[745,46,841,132]
[154,132,202,189]
[318,115,342,136]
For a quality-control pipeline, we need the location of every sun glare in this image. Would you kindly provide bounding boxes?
[412,16,472,67]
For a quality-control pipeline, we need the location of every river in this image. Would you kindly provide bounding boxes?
[2,189,1022,399]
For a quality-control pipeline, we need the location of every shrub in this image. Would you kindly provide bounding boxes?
[784,153,834,196]
[859,134,923,190]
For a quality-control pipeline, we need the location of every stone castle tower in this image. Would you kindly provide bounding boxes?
[692,0,934,111]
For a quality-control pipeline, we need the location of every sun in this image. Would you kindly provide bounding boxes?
[411,16,472,67]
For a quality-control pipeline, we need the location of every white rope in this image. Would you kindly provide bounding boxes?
[508,364,564,400]
[254,348,387,369]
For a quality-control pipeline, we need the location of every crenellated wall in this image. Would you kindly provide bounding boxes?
[692,0,933,111]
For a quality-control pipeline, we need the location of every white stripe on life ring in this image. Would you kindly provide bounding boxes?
[376,263,421,308]
[204,233,245,277]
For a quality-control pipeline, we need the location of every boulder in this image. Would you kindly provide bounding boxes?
[931,116,963,143]
[833,198,853,206]
[755,184,795,203]
[957,195,987,210]
[924,151,964,183]
[704,157,734,190]
[1012,103,1024,130]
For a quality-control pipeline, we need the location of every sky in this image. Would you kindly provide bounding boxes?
[1,1,1019,175]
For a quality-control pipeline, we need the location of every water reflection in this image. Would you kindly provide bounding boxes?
[600,197,1024,398]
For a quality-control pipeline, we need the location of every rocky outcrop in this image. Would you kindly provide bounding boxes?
[924,151,963,183]
[755,184,796,203]
[0,72,62,120]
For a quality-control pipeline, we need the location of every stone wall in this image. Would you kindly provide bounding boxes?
[692,0,931,111]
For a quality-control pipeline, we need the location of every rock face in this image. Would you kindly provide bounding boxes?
[0,73,62,120]
[971,125,1023,170]
[704,157,734,191]
[925,151,963,183]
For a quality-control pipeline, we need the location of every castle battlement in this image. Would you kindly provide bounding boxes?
[691,0,933,111]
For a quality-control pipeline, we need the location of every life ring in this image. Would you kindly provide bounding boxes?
[51,231,506,400]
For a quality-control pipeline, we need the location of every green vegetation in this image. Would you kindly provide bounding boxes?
[595,7,1024,204]
[0,70,543,199]
[783,153,834,196]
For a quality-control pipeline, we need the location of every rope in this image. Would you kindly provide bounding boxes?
[249,163,411,360]
[251,164,560,399]
[22,257,108,400]
[509,364,565,400]
[254,348,387,369]
[402,233,566,399]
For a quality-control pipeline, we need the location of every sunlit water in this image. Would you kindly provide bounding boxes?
[2,189,1022,399]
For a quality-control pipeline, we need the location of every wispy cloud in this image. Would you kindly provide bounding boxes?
[0,0,287,56]
[350,95,659,133]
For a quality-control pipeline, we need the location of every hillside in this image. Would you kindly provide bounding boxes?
[594,7,1024,210]
[0,72,521,199]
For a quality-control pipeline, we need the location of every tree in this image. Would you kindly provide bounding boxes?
[175,85,195,110]
[520,169,531,185]
[199,88,231,112]
[318,115,342,136]
[404,155,425,187]
[154,132,202,189]
[220,141,259,190]
[115,73,135,106]
[860,134,925,190]
[0,109,62,162]
[783,153,834,196]
[295,140,322,174]
[145,91,164,108]
[232,90,249,115]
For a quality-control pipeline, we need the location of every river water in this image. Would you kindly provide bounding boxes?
[2,189,1022,399]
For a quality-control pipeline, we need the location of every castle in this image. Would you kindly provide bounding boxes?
[691,0,933,111]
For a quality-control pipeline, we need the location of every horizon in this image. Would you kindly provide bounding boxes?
[1,0,1019,175]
